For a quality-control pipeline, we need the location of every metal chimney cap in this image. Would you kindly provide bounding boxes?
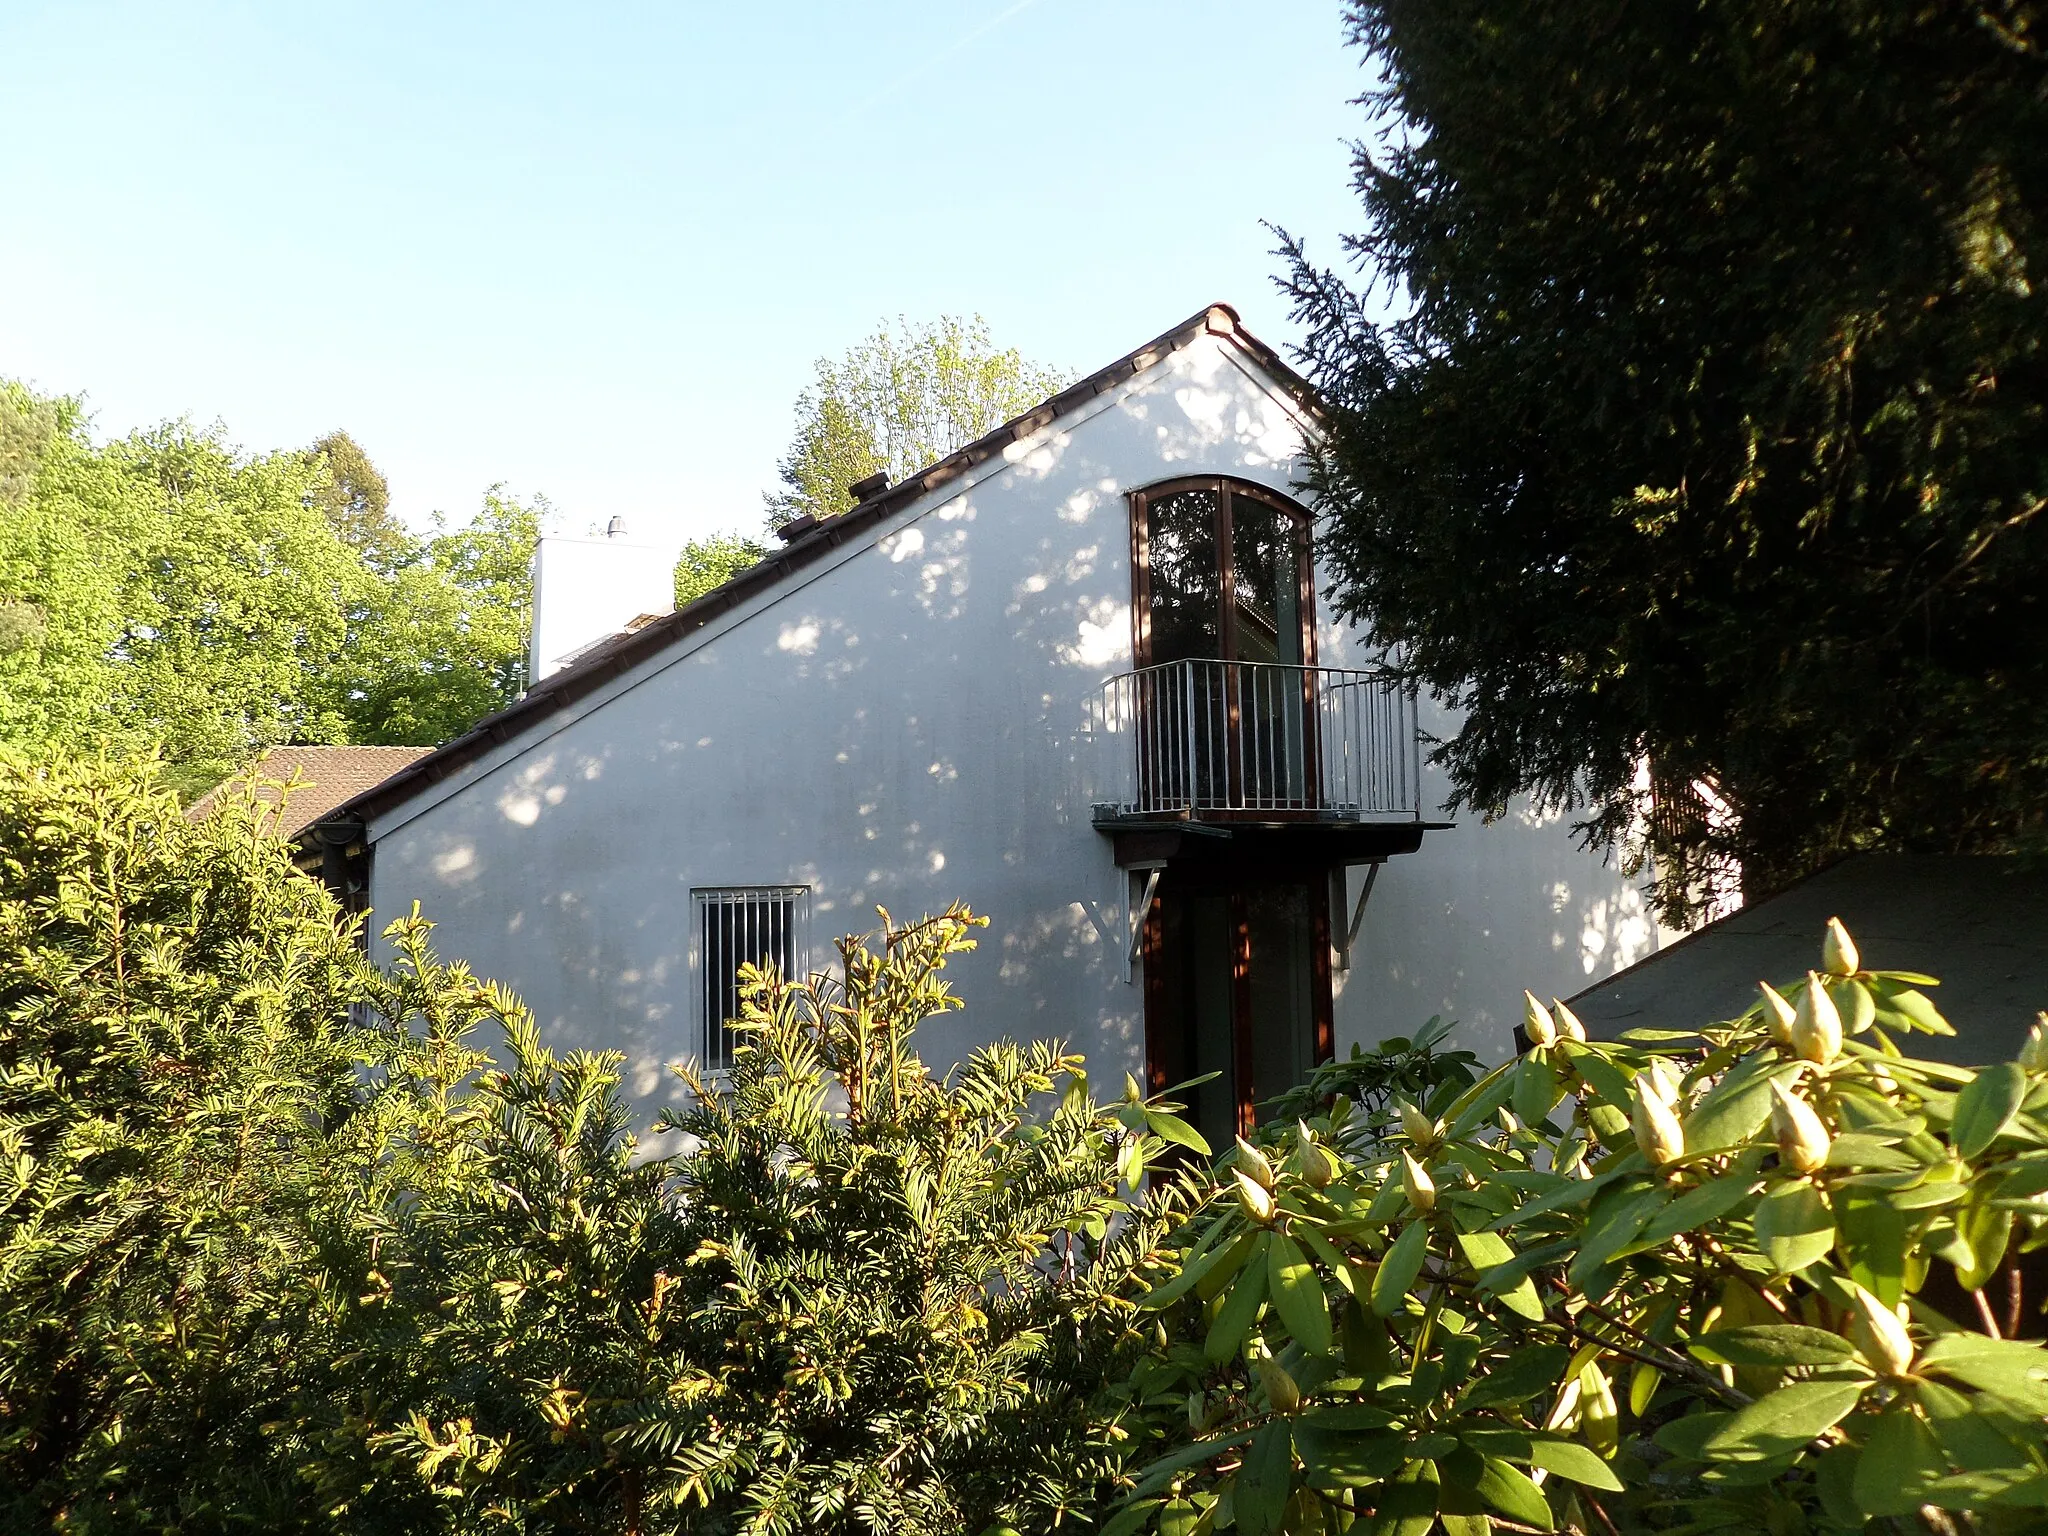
[605,515,629,539]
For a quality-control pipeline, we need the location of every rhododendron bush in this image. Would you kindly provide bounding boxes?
[1110,922,2048,1535]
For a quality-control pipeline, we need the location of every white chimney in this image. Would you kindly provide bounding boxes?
[528,523,677,684]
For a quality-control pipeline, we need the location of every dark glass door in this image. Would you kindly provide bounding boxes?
[1132,480,1318,813]
[1143,873,1334,1148]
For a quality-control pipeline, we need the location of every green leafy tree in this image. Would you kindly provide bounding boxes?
[0,394,368,789]
[1111,920,2048,1534]
[767,316,1069,527]
[1280,1,2048,921]
[309,430,410,575]
[323,488,545,746]
[673,530,767,608]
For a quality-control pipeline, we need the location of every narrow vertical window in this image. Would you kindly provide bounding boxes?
[694,886,808,1070]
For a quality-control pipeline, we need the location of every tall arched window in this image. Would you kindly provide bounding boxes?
[1129,477,1316,669]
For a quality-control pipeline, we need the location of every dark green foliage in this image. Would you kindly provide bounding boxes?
[1282,0,2048,921]
[0,750,386,1529]
[1262,1014,1479,1127]
[309,431,407,575]
[0,756,1192,1533]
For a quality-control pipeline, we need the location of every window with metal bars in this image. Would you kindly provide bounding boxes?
[694,886,807,1070]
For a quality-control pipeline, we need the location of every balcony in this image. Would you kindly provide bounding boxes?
[1091,659,1423,825]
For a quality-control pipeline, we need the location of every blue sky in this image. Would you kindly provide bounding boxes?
[1,2,1377,543]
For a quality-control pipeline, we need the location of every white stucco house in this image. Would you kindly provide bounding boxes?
[315,305,1662,1147]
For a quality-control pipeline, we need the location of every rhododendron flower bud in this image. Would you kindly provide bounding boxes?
[1523,991,1558,1048]
[1234,1169,1277,1222]
[1848,1285,1915,1377]
[1397,1098,1440,1148]
[1791,974,1842,1065]
[1297,1122,1336,1188]
[1553,999,1588,1042]
[1645,1058,1683,1107]
[1579,1361,1619,1456]
[2020,1013,2048,1073]
[1401,1150,1437,1214]
[1632,1079,1686,1167]
[1255,1351,1302,1414]
[1768,1077,1832,1173]
[1822,917,1860,977]
[1234,1136,1275,1190]
[1759,981,1798,1047]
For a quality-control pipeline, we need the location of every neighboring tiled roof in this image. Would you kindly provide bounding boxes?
[322,302,1318,830]
[188,745,436,839]
[1569,853,2048,1067]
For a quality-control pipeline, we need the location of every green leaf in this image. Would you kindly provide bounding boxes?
[1157,1499,1199,1536]
[1876,987,1952,1036]
[1234,1423,1294,1536]
[1126,1429,1258,1498]
[1205,1234,1270,1363]
[1301,1401,1399,1433]
[1341,1297,1392,1377]
[1462,1343,1572,1409]
[1144,1108,1211,1156]
[1918,1334,2048,1414]
[1098,1501,1163,1536]
[1372,1219,1428,1318]
[1754,1182,1834,1274]
[1442,1061,1516,1140]
[1653,1410,1732,1462]
[1496,1166,1625,1227]
[1566,1183,1666,1288]
[1638,1151,1764,1243]
[1688,1324,1857,1367]
[1951,1063,2027,1159]
[1267,1232,1333,1355]
[1852,1405,1945,1516]
[1294,1426,1405,1486]
[1836,1188,1908,1306]
[1921,1468,2048,1511]
[1527,1437,1624,1492]
[1368,1463,1438,1536]
[1561,1042,1635,1110]
[1681,1062,1785,1154]
[1512,1051,1564,1127]
[1915,1378,2035,1472]
[1456,1230,1542,1317]
[1702,1381,1867,1462]
[1956,1200,2015,1291]
[1475,1456,1554,1530]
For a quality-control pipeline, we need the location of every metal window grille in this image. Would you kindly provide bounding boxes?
[694,887,807,1071]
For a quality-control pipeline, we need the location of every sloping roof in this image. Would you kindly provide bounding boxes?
[1568,854,2048,1066]
[321,302,1317,830]
[189,745,435,840]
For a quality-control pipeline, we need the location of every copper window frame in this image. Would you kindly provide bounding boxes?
[1126,476,1319,672]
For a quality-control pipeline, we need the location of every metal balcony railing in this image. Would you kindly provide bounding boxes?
[1091,659,1422,821]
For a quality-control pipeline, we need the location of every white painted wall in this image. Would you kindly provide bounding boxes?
[530,534,679,680]
[366,331,1659,1121]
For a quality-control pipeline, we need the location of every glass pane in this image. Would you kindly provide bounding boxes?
[1229,494,1304,667]
[1245,884,1316,1124]
[1231,496,1310,805]
[1144,489,1221,665]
